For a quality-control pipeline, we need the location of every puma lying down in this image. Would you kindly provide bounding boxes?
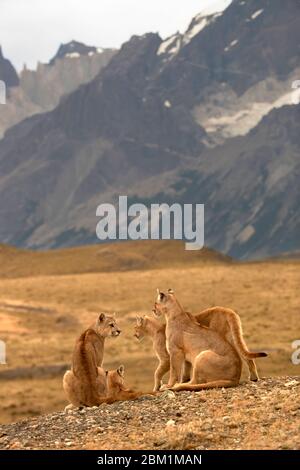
[153,289,267,392]
[106,365,155,402]
[64,364,151,411]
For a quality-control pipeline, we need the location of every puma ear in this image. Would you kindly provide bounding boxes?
[99,313,106,322]
[157,288,166,300]
[117,365,125,376]
[136,316,144,326]
[156,288,160,295]
[168,288,174,295]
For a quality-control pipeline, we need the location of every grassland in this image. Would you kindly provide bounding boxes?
[0,240,299,424]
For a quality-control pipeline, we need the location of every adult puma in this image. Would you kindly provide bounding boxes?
[154,290,267,391]
[192,307,261,381]
[135,306,265,390]
[150,302,263,381]
[63,313,121,407]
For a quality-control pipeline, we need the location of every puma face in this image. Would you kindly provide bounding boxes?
[153,288,175,316]
[107,365,125,393]
[95,313,121,338]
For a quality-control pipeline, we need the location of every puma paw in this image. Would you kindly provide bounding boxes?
[159,384,173,391]
[64,404,76,413]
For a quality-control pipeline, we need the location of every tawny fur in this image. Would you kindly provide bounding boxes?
[106,365,156,402]
[154,290,244,392]
[134,316,170,391]
[135,305,267,390]
[63,313,121,407]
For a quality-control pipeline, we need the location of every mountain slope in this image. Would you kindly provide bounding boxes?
[156,0,300,143]
[0,42,116,138]
[0,46,19,88]
[0,0,299,258]
[138,104,299,259]
[0,33,206,248]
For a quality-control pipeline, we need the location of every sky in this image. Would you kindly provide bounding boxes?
[0,0,231,71]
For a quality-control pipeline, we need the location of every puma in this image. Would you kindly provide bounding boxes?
[63,313,121,407]
[134,315,170,391]
[153,289,267,391]
[106,364,156,401]
[146,299,264,380]
[134,304,263,391]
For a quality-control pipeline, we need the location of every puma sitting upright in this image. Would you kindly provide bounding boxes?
[135,305,266,390]
[63,313,121,407]
[153,289,267,391]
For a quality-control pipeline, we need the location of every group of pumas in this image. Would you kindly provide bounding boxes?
[63,289,267,410]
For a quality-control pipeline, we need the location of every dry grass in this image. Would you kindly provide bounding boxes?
[0,240,299,424]
[0,240,229,279]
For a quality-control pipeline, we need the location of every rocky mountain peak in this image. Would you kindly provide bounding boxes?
[0,45,19,88]
[0,0,298,258]
[49,40,104,65]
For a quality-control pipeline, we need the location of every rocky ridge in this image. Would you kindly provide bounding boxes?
[0,377,299,450]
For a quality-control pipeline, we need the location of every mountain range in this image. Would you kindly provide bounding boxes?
[0,41,116,138]
[0,0,299,259]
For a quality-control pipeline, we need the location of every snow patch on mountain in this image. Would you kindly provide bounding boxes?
[65,52,80,59]
[194,0,232,18]
[157,34,181,56]
[224,39,239,52]
[192,68,300,145]
[251,9,264,20]
[183,18,210,44]
[183,9,226,45]
[158,1,232,54]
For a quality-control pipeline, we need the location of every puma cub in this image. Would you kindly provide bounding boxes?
[134,315,170,391]
[106,365,156,401]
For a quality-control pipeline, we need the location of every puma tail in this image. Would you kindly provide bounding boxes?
[173,380,238,392]
[227,310,267,359]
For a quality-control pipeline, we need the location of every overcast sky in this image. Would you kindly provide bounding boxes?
[0,0,231,71]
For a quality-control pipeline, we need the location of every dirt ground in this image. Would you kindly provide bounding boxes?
[0,377,299,450]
